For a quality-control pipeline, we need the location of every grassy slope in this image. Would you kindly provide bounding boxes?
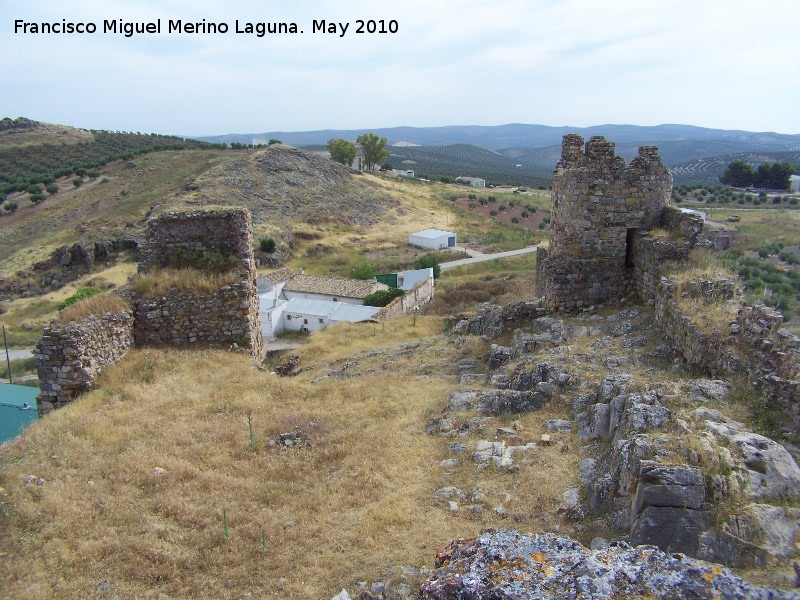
[0,315,579,599]
[0,149,232,269]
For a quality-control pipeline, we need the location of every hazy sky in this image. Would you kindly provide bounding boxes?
[3,0,799,136]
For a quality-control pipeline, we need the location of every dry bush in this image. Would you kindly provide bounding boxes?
[664,250,740,337]
[132,267,240,298]
[57,292,130,323]
[423,272,532,316]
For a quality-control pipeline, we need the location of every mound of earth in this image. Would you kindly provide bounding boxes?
[186,144,397,229]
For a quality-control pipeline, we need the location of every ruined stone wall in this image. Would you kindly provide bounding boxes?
[135,207,263,358]
[34,309,134,415]
[537,135,672,311]
[134,281,260,351]
[630,232,693,305]
[661,206,704,243]
[375,276,435,321]
[654,277,800,429]
[138,208,254,273]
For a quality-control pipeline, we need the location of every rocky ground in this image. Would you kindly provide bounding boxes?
[304,300,800,598]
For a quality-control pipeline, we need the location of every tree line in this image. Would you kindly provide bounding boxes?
[719,159,797,190]
[326,133,390,171]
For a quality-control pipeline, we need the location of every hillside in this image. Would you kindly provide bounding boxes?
[184,144,398,232]
[1,296,798,597]
[0,117,223,194]
[387,144,552,187]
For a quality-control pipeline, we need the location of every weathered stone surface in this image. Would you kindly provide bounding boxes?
[444,389,478,412]
[484,343,513,370]
[419,530,795,599]
[631,462,705,516]
[134,208,262,359]
[543,419,573,433]
[535,136,675,311]
[629,506,709,556]
[702,503,800,569]
[707,423,800,501]
[476,389,548,416]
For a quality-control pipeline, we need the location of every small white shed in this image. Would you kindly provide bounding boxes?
[409,229,457,250]
[789,175,800,193]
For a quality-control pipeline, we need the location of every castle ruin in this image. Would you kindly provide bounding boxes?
[535,134,685,310]
[35,207,264,414]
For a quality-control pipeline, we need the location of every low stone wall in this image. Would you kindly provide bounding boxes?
[375,277,435,321]
[655,276,800,429]
[34,309,134,415]
[134,280,262,356]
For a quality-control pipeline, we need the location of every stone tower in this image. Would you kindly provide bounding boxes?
[535,135,672,310]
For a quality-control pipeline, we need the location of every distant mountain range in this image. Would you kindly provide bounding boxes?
[197,123,800,187]
[197,123,800,152]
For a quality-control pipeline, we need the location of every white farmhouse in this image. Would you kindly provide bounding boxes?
[790,174,800,193]
[409,229,457,250]
[282,274,387,304]
[281,298,380,334]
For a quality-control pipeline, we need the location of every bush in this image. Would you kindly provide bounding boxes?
[72,177,83,187]
[46,184,58,194]
[75,168,88,177]
[259,237,277,253]
[790,198,798,205]
[511,217,519,224]
[26,184,42,195]
[88,171,100,179]
[350,263,378,280]
[268,139,282,145]
[413,254,441,279]
[29,193,45,204]
[3,201,18,213]
[57,287,101,310]
[363,287,404,307]
[489,210,498,217]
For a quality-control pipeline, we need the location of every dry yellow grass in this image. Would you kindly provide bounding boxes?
[0,311,583,599]
[57,292,130,324]
[664,249,740,337]
[132,268,241,298]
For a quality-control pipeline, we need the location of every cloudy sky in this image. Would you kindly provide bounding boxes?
[3,0,799,136]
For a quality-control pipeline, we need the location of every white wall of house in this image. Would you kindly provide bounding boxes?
[396,267,434,290]
[259,294,287,338]
[281,299,334,333]
[277,298,379,334]
[790,175,800,193]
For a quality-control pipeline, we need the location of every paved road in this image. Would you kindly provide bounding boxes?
[4,349,33,361]
[440,246,538,271]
